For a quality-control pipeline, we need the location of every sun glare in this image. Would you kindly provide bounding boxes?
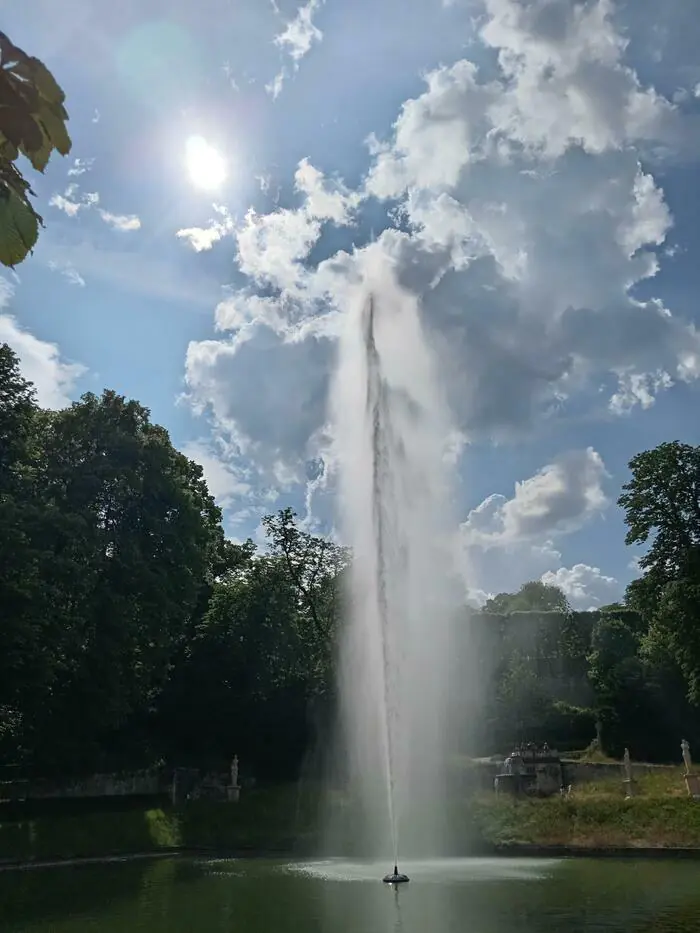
[185,136,227,190]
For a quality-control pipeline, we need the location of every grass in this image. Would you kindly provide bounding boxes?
[469,766,700,849]
[2,769,699,863]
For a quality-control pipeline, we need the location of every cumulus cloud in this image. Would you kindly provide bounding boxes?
[181,439,251,509]
[185,324,332,478]
[234,159,358,292]
[267,0,324,98]
[542,563,620,610]
[462,448,608,547]
[99,210,141,232]
[460,450,617,608]
[182,0,700,568]
[0,283,85,408]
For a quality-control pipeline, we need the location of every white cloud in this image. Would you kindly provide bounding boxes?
[50,184,140,232]
[185,324,331,477]
[542,563,620,610]
[99,210,141,232]
[609,369,673,414]
[265,71,287,100]
[183,0,700,562]
[49,191,82,217]
[176,205,234,252]
[480,0,677,159]
[48,260,86,287]
[462,448,608,547]
[0,283,85,408]
[459,450,612,606]
[67,157,94,177]
[355,0,698,433]
[294,158,360,224]
[275,0,323,61]
[232,161,357,292]
[181,439,251,508]
[267,0,324,98]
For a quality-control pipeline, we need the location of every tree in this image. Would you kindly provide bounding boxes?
[0,32,72,267]
[0,345,43,758]
[620,442,700,598]
[484,580,570,614]
[587,614,667,758]
[159,552,312,778]
[620,442,700,703]
[262,508,350,693]
[24,390,228,772]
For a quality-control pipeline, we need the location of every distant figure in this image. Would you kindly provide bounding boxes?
[681,740,692,775]
[231,755,239,788]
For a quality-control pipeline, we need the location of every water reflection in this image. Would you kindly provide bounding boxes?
[2,856,700,932]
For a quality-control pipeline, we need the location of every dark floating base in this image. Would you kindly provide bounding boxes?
[383,868,410,884]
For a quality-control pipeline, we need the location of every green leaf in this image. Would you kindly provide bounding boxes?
[0,105,43,153]
[15,56,66,106]
[38,104,72,157]
[0,186,39,267]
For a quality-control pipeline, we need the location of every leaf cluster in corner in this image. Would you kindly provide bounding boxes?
[0,31,72,267]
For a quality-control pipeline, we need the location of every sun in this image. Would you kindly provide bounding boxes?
[185,136,227,190]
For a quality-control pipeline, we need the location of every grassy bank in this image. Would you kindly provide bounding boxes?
[3,768,700,864]
[471,767,700,849]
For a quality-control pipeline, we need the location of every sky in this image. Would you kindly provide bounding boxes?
[3,0,700,610]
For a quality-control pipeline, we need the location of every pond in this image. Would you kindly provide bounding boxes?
[2,855,700,932]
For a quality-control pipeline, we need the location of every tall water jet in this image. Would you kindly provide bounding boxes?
[331,257,457,865]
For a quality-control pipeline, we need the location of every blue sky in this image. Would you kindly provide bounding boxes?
[3,0,700,609]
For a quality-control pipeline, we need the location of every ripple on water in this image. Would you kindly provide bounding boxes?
[288,857,561,884]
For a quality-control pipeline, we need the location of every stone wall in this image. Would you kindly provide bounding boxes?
[459,757,676,793]
[0,770,165,802]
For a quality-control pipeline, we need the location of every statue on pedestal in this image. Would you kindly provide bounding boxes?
[623,748,632,783]
[681,740,692,775]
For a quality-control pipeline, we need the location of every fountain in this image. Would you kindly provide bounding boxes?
[331,256,457,880]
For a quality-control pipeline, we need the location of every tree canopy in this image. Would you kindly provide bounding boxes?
[619,441,700,703]
[1,351,699,776]
[484,580,570,614]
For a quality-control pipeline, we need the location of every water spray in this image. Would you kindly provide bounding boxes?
[364,294,411,886]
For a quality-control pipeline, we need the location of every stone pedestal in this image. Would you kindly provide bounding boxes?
[622,779,636,799]
[227,784,241,803]
[684,773,700,800]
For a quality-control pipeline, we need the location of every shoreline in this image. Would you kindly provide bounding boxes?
[4,843,700,872]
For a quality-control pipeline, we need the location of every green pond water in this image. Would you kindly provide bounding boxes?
[2,856,700,932]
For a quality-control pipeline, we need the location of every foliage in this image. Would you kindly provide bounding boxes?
[2,348,700,781]
[0,32,72,267]
[484,580,570,614]
[262,508,350,693]
[620,442,700,586]
[620,441,700,704]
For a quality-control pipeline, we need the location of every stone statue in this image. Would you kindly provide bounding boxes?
[682,739,692,775]
[230,755,239,788]
[623,748,632,783]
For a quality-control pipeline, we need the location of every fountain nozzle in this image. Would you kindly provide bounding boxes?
[382,864,410,884]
